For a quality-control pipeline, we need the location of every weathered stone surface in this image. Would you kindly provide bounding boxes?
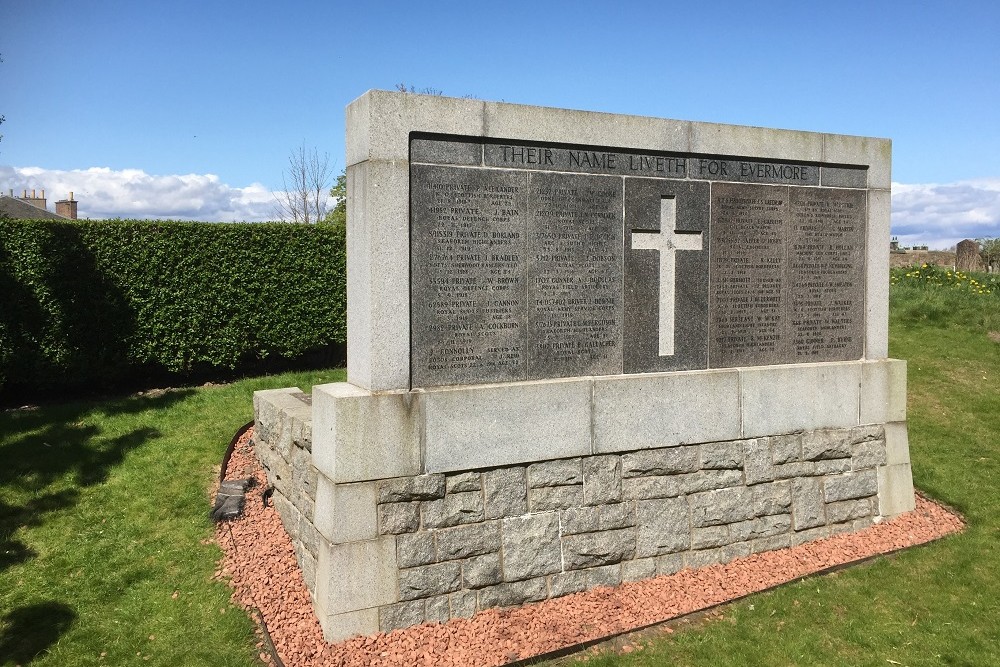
[621,475,684,500]
[656,553,684,575]
[298,519,321,558]
[815,459,852,475]
[622,557,657,582]
[636,497,689,557]
[791,478,826,530]
[446,472,481,494]
[851,424,884,443]
[549,564,621,597]
[600,502,636,530]
[681,469,744,494]
[751,533,792,554]
[691,525,731,549]
[824,470,878,502]
[379,600,425,632]
[622,446,699,477]
[743,438,775,485]
[560,506,600,535]
[435,522,500,561]
[734,514,792,540]
[769,434,802,464]
[450,590,478,618]
[826,498,871,524]
[422,492,484,529]
[529,485,583,511]
[378,475,446,503]
[790,525,832,546]
[852,440,888,469]
[801,430,853,461]
[528,458,583,487]
[462,553,502,589]
[688,487,754,527]
[483,467,528,519]
[773,461,816,480]
[686,542,750,569]
[378,502,420,534]
[300,550,317,592]
[399,562,462,601]
[501,513,562,581]
[397,532,436,568]
[583,455,622,505]
[700,441,743,469]
[563,528,636,569]
[752,480,792,516]
[478,577,548,609]
[425,595,451,624]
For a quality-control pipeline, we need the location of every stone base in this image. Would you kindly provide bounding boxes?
[253,360,914,642]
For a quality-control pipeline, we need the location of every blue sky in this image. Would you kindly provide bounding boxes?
[2,1,999,248]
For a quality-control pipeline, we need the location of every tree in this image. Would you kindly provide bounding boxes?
[320,169,347,229]
[978,237,1000,273]
[273,143,333,223]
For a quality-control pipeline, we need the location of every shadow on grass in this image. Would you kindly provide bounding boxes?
[0,390,193,575]
[0,601,76,664]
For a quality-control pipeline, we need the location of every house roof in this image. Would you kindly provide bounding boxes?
[0,195,70,220]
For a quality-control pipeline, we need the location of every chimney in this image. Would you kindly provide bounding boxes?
[56,191,79,220]
[21,188,48,211]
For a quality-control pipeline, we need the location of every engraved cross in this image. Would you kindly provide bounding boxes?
[631,196,703,356]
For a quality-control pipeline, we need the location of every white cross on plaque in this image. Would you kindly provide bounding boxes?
[631,197,703,356]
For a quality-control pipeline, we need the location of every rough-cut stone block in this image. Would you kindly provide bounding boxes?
[824,470,878,502]
[593,371,741,453]
[478,577,548,609]
[681,469,744,494]
[769,434,802,465]
[688,487,754,527]
[450,590,478,618]
[600,502,636,530]
[686,543,751,569]
[792,478,826,530]
[752,481,792,516]
[742,514,792,539]
[298,520,321,558]
[462,553,502,589]
[501,513,562,581]
[801,430,853,461]
[656,553,685,575]
[312,383,421,483]
[378,475,446,503]
[397,532,435,568]
[549,564,621,597]
[422,492,484,529]
[529,486,583,512]
[446,472,481,494]
[772,461,816,480]
[700,441,743,469]
[425,596,451,623]
[692,525,731,549]
[622,446,699,477]
[741,363,861,438]
[563,528,636,569]
[636,497,690,557]
[790,525,832,546]
[877,463,915,517]
[378,502,420,535]
[851,424,884,443]
[316,537,399,617]
[815,459,853,475]
[827,498,872,524]
[560,506,601,535]
[483,467,528,519]
[584,455,622,505]
[379,600,425,632]
[751,533,792,554]
[435,522,501,561]
[622,475,684,500]
[622,558,657,582]
[852,440,888,470]
[399,562,462,601]
[528,458,583,487]
[743,438,775,485]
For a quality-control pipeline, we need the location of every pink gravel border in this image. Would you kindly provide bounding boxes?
[215,429,965,667]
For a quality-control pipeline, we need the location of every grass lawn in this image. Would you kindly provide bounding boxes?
[3,265,1000,666]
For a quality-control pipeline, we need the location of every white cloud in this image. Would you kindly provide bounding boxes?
[891,178,1000,249]
[0,165,325,222]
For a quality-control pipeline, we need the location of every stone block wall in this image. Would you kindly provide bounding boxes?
[253,386,909,640]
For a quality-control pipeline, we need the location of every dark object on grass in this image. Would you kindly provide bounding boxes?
[212,478,254,522]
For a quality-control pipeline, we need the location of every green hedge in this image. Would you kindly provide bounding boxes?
[0,219,346,392]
